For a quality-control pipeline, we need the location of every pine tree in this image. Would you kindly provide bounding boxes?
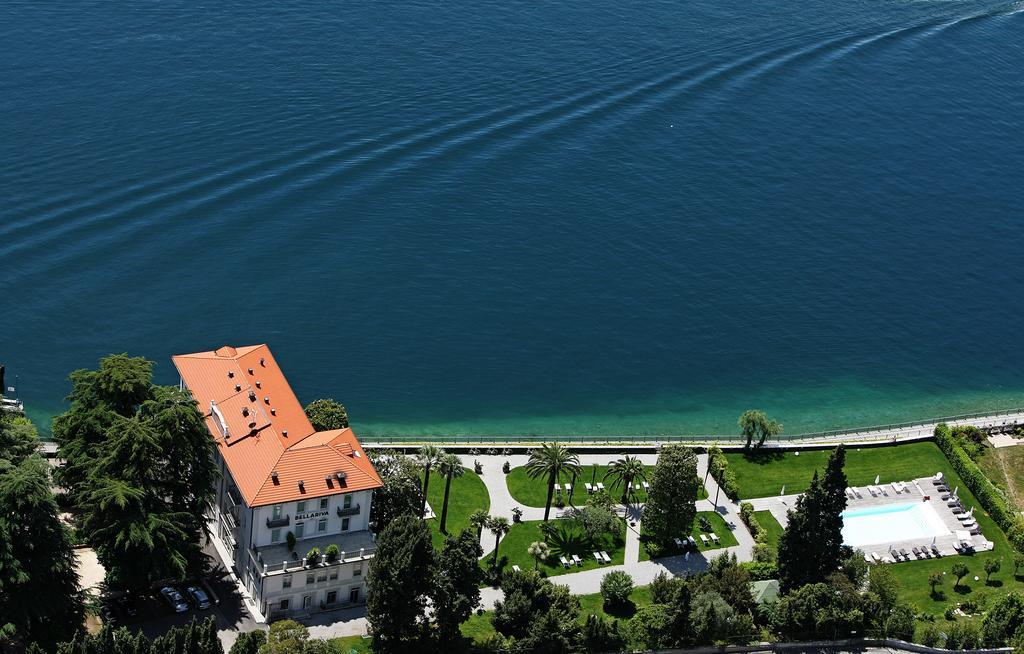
[366,515,435,653]
[431,529,483,644]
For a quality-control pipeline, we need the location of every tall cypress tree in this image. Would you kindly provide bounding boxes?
[643,445,700,545]
[777,446,848,592]
[431,529,483,645]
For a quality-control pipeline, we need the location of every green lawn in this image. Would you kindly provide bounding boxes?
[724,441,952,499]
[506,464,706,507]
[422,468,489,549]
[639,511,738,561]
[978,444,1024,512]
[482,518,626,576]
[753,510,784,549]
[329,635,372,654]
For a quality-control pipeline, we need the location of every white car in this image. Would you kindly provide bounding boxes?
[160,586,188,613]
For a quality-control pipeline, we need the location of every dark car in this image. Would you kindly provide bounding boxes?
[115,595,138,618]
[160,586,189,613]
[185,585,211,610]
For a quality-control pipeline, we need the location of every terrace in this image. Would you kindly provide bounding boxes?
[249,530,376,575]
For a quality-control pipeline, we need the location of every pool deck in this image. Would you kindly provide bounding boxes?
[746,476,993,562]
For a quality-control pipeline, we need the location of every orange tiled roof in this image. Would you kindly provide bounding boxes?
[171,345,382,507]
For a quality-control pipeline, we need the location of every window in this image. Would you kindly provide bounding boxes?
[349,588,360,604]
[327,590,337,604]
[297,501,306,513]
[271,528,281,543]
[272,504,283,520]
[283,575,292,589]
[280,598,289,610]
[295,522,305,539]
[317,518,327,533]
[329,569,338,581]
[353,563,362,577]
[317,572,327,582]
[341,518,350,532]
[303,595,312,609]
[306,573,314,585]
[343,494,353,509]
[319,498,329,510]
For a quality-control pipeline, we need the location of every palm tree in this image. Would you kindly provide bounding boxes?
[488,516,511,567]
[417,444,444,517]
[469,509,490,540]
[436,453,465,534]
[604,455,647,504]
[527,541,550,569]
[526,442,581,521]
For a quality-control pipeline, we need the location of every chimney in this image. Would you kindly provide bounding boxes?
[271,471,279,484]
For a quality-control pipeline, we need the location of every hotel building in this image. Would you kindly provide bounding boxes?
[173,344,382,622]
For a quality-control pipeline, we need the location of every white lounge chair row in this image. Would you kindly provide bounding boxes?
[583,482,605,493]
[559,554,584,568]
[593,551,612,564]
[672,532,720,550]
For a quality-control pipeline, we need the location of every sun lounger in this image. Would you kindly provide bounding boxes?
[951,506,965,514]
[932,472,944,484]
[596,482,605,491]
[864,552,873,563]
[871,552,882,563]
[891,482,901,495]
[868,486,878,497]
[601,551,612,563]
[688,536,697,548]
[931,545,941,557]
[560,556,570,568]
[900,548,910,560]
[970,526,982,535]
[512,565,521,572]
[564,483,572,493]
[700,534,709,546]
[940,493,951,501]
[710,533,720,544]
[911,547,921,558]
[572,554,582,566]
[674,537,684,548]
[846,488,855,499]
[584,482,593,493]
[554,486,562,495]
[921,548,932,558]
[593,552,603,564]
[642,481,650,490]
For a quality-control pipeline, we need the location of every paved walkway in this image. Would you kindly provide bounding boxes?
[468,451,757,609]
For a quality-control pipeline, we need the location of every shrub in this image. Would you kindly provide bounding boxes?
[917,622,945,648]
[935,423,1023,537]
[306,547,321,565]
[502,461,511,474]
[474,459,483,474]
[741,561,778,581]
[286,531,296,552]
[699,515,712,532]
[511,507,523,523]
[600,570,634,608]
[324,544,339,562]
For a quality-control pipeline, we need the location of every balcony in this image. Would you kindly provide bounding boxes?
[252,530,375,576]
[266,514,290,528]
[336,504,360,517]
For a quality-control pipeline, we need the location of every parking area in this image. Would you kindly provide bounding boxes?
[96,540,264,650]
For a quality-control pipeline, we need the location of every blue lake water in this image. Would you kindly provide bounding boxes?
[2,0,1023,437]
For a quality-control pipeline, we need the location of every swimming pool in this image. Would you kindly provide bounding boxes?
[841,502,949,548]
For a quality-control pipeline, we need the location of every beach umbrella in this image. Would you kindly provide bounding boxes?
[780,485,785,496]
[874,475,880,485]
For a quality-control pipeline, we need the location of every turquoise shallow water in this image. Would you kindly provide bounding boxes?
[2,0,1024,437]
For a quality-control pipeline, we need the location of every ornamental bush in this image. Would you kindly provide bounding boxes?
[306,547,321,564]
[325,544,340,562]
[600,570,634,609]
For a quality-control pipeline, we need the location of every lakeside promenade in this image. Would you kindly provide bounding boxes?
[360,407,1024,447]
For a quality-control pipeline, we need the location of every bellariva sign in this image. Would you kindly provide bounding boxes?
[295,510,329,521]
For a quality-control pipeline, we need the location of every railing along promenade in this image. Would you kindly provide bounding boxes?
[361,406,1024,447]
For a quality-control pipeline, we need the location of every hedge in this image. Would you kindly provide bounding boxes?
[741,561,778,581]
[739,501,765,541]
[708,447,740,500]
[934,423,1023,540]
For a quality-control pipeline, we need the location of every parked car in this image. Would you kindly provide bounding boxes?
[185,585,211,610]
[160,586,188,613]
[115,595,138,618]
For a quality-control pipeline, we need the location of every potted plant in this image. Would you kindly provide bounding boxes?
[286,531,296,552]
[474,460,483,474]
[306,547,321,566]
[325,544,340,563]
[502,461,511,474]
[511,507,523,523]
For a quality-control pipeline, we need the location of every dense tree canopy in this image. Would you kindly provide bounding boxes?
[366,451,422,532]
[303,398,349,431]
[431,529,483,645]
[0,411,84,651]
[53,354,217,591]
[366,515,435,653]
[642,445,699,546]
